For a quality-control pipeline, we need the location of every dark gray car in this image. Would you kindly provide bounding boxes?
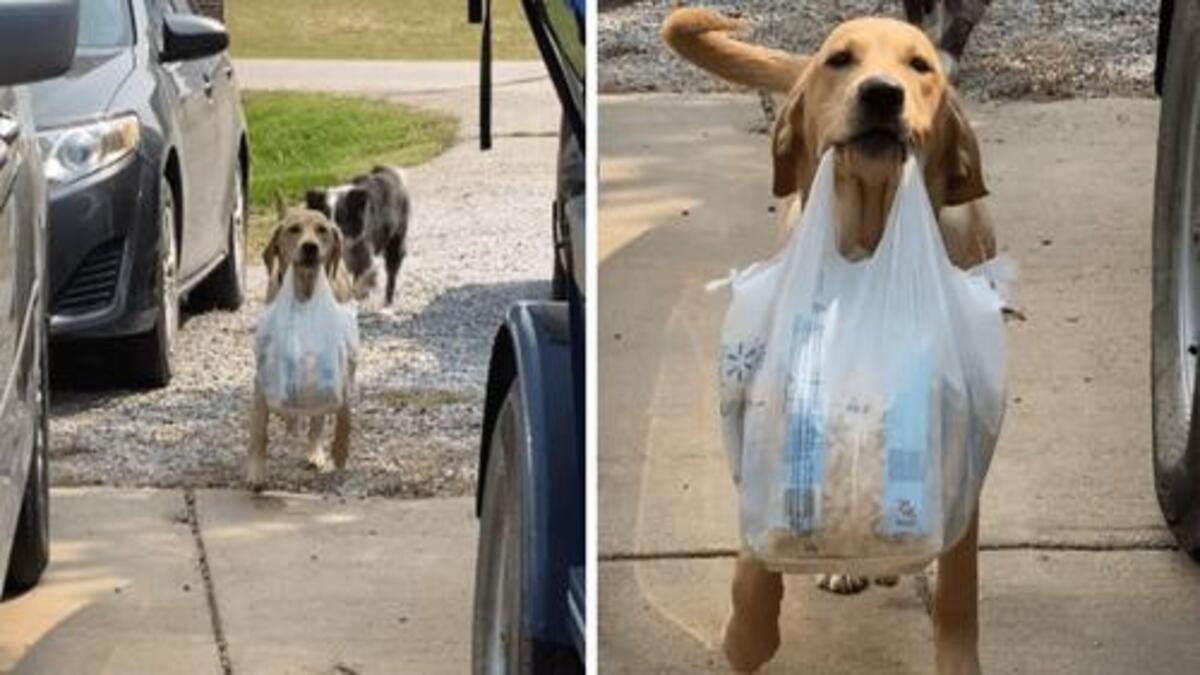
[0,0,78,599]
[32,0,248,387]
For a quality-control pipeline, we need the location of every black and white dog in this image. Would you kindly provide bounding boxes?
[306,165,410,304]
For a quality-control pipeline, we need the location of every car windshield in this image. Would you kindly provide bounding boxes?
[78,0,134,48]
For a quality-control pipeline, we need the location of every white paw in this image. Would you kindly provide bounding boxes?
[816,573,870,595]
[306,445,333,472]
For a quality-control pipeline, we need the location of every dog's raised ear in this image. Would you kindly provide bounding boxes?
[262,224,283,277]
[772,77,816,200]
[274,190,289,220]
[929,91,988,207]
[325,221,344,280]
[305,190,329,217]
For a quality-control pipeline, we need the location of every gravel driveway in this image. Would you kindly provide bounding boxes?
[49,82,558,498]
[601,0,1159,100]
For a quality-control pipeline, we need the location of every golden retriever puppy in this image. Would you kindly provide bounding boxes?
[247,200,356,490]
[663,8,995,675]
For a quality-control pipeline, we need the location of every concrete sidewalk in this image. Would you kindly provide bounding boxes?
[0,488,475,674]
[598,94,1200,673]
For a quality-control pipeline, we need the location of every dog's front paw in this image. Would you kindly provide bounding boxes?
[306,445,333,472]
[816,574,870,594]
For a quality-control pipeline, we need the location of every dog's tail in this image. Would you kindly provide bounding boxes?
[661,7,809,95]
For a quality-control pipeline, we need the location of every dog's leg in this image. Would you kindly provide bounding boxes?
[384,234,404,305]
[938,0,991,62]
[331,403,351,469]
[933,509,981,675]
[247,393,269,490]
[305,414,331,471]
[284,414,299,439]
[723,556,783,673]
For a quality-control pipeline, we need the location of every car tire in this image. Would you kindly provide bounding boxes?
[472,380,582,675]
[4,315,51,599]
[196,158,246,310]
[132,176,179,388]
[1151,0,1200,562]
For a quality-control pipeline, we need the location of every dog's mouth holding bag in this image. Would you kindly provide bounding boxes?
[255,266,359,416]
[717,149,1011,576]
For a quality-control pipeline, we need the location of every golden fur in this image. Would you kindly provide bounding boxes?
[663,8,994,674]
[247,198,355,491]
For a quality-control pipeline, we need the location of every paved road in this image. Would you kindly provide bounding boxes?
[235,59,546,96]
[598,94,1200,673]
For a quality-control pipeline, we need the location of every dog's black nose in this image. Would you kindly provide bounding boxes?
[300,241,319,261]
[858,77,905,117]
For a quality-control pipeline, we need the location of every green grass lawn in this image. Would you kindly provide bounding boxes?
[244,91,457,254]
[228,0,537,60]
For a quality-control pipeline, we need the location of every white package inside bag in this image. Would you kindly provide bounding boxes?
[255,267,359,416]
[717,150,1011,576]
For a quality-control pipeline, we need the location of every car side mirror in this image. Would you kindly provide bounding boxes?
[0,0,79,86]
[161,13,229,63]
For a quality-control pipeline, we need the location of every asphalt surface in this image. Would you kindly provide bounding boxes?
[598,93,1200,673]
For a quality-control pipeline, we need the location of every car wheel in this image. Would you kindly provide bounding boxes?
[132,176,179,388]
[472,381,582,675]
[1151,0,1200,562]
[4,315,51,599]
[196,158,246,310]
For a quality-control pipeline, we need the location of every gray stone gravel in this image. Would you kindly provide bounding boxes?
[49,89,558,498]
[600,0,1159,100]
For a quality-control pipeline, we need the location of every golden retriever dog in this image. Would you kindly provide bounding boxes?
[663,7,996,674]
[247,200,356,490]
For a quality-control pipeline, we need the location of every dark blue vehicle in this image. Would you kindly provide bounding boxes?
[1152,0,1200,562]
[468,1,586,672]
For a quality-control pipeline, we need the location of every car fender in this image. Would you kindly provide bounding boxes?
[478,300,584,645]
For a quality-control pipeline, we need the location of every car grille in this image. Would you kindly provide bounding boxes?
[54,239,124,316]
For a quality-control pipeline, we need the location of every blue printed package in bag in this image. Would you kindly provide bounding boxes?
[715,150,1012,576]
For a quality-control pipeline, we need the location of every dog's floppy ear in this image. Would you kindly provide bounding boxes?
[305,190,329,217]
[262,224,282,277]
[931,91,988,207]
[325,222,344,279]
[772,78,816,199]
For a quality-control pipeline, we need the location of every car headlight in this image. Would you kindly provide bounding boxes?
[37,114,140,185]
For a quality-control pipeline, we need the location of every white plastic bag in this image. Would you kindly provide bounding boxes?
[717,150,1010,576]
[255,268,359,416]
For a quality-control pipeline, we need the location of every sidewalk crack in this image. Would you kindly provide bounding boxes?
[184,488,233,675]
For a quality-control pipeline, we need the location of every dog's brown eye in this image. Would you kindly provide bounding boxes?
[287,224,302,234]
[825,50,854,69]
[909,56,932,74]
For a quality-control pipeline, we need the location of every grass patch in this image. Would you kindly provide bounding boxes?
[228,0,537,60]
[244,91,457,254]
